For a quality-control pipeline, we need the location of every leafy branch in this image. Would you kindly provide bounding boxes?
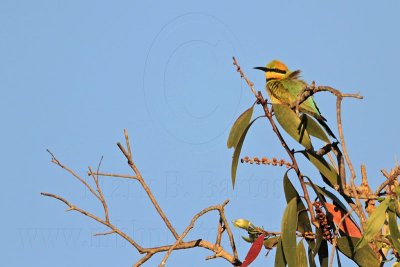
[229,57,400,266]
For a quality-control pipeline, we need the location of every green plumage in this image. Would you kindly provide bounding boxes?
[267,70,320,118]
[266,69,336,139]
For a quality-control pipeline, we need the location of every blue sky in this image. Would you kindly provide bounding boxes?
[2,1,400,266]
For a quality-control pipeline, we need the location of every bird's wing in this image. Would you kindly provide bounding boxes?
[281,78,321,117]
[266,80,295,105]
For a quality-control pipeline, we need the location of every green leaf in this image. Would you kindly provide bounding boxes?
[297,240,308,267]
[275,239,287,267]
[307,240,317,267]
[305,181,348,212]
[395,185,400,199]
[227,106,254,148]
[282,197,298,267]
[388,200,400,252]
[317,238,328,267]
[300,151,339,188]
[230,117,260,188]
[336,237,380,267]
[300,114,330,143]
[273,104,312,150]
[283,171,312,233]
[356,197,390,250]
[283,170,299,203]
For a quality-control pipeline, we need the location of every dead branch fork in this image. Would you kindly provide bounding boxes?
[42,130,240,266]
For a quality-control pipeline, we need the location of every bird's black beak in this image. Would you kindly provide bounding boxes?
[253,67,268,72]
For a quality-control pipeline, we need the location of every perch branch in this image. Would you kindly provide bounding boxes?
[232,57,316,225]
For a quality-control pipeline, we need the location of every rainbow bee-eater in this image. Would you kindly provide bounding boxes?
[254,60,336,139]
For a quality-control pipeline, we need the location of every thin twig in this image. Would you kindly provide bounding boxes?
[124,129,132,157]
[218,200,239,260]
[47,149,101,201]
[137,239,239,266]
[41,192,143,251]
[93,230,116,236]
[336,97,366,226]
[327,152,339,173]
[376,166,400,195]
[159,200,235,266]
[117,130,180,240]
[88,166,109,223]
[88,171,138,180]
[232,57,257,98]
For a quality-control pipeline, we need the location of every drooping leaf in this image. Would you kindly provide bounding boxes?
[275,238,287,267]
[282,197,298,267]
[317,238,328,267]
[241,234,265,267]
[283,170,299,203]
[307,240,317,267]
[388,200,400,253]
[300,151,339,188]
[297,240,308,267]
[305,181,348,212]
[336,247,342,267]
[324,202,362,238]
[283,171,312,233]
[273,104,312,150]
[300,114,329,143]
[227,106,254,148]
[395,185,400,199]
[264,236,280,249]
[356,197,390,250]
[231,117,260,188]
[336,237,380,267]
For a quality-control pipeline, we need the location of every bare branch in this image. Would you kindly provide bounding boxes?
[93,230,116,236]
[159,200,237,266]
[41,192,143,251]
[88,166,109,223]
[117,130,180,240]
[47,149,101,202]
[88,171,139,180]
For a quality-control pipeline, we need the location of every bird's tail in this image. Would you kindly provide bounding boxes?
[315,115,337,139]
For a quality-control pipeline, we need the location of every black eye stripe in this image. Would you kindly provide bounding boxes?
[266,68,287,74]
